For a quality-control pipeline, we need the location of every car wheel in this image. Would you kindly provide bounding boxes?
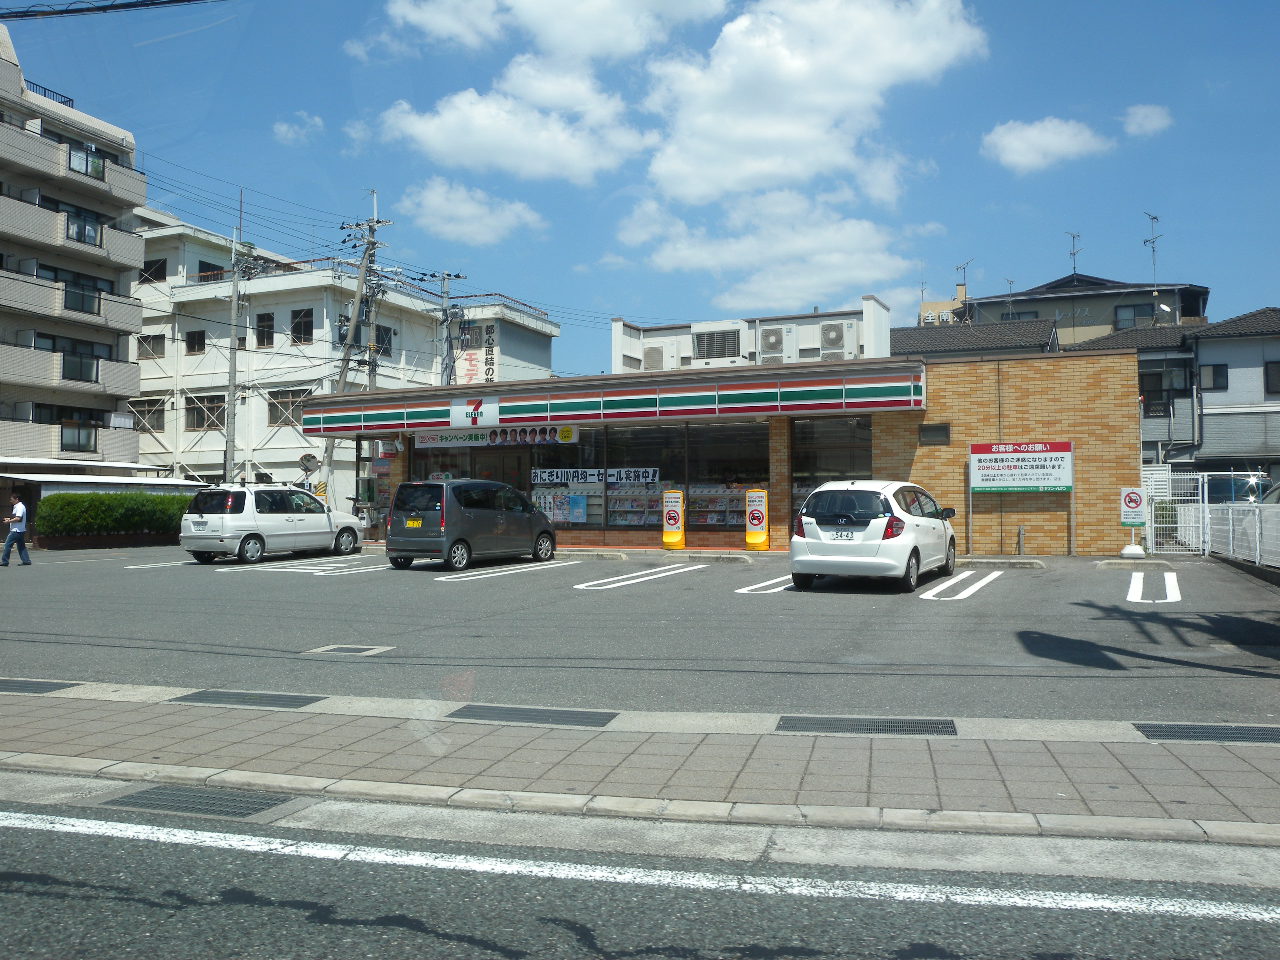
[238,535,265,564]
[791,572,815,591]
[444,540,472,571]
[389,556,414,570]
[941,539,956,576]
[899,551,920,593]
[532,532,555,561]
[191,552,216,564]
[332,528,358,555]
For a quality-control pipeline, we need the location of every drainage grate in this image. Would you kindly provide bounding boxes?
[0,678,81,695]
[168,689,325,710]
[1135,722,1280,744]
[446,704,618,728]
[101,785,292,818]
[776,716,958,736]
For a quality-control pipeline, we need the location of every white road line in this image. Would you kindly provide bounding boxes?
[920,570,1002,600]
[215,556,367,575]
[1,811,1277,923]
[125,560,194,569]
[573,564,707,590]
[1127,571,1181,604]
[735,575,794,594]
[436,560,582,582]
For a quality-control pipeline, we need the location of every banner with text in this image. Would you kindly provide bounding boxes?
[969,442,1074,492]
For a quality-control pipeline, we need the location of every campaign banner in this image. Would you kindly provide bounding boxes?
[970,441,1073,492]
[417,425,579,447]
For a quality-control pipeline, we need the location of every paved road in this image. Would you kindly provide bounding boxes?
[3,547,1278,721]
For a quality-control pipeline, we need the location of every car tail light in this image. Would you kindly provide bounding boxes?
[882,516,905,540]
[793,513,806,538]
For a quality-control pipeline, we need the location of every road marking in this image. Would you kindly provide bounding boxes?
[735,575,794,594]
[125,560,196,569]
[215,556,375,575]
[436,560,582,582]
[1126,572,1181,604]
[573,563,707,590]
[919,570,1003,600]
[1,811,1277,923]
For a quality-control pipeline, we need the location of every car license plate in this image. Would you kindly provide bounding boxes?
[827,530,859,539]
[191,520,207,531]
[405,518,422,528]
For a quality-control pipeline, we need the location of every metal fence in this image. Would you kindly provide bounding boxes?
[1207,504,1280,569]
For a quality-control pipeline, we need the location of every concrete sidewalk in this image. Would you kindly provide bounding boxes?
[2,679,1279,846]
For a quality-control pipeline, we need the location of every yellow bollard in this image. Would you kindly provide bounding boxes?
[661,489,685,550]
[744,488,768,550]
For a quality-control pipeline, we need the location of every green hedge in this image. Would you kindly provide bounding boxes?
[34,492,193,536]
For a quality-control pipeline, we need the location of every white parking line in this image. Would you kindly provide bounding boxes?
[1126,571,1181,604]
[573,563,707,590]
[215,556,370,575]
[735,575,794,594]
[124,560,194,569]
[919,570,1003,600]
[435,560,582,582]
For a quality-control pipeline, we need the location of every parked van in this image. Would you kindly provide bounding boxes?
[386,479,555,571]
[181,484,364,564]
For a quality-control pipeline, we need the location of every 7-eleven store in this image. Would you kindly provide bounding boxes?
[302,359,924,551]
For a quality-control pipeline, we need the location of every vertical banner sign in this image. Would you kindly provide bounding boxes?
[744,488,768,551]
[662,489,685,550]
[1121,488,1146,527]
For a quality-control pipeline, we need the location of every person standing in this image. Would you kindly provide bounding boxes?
[2,492,31,566]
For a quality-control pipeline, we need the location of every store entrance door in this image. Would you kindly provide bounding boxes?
[472,449,528,491]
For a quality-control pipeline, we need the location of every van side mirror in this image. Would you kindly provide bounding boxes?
[941,507,956,520]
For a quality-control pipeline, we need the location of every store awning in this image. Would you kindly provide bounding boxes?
[0,473,207,496]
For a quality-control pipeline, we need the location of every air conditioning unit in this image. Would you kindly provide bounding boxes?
[760,327,785,353]
[820,351,845,362]
[759,355,785,366]
[643,346,665,371]
[820,322,845,350]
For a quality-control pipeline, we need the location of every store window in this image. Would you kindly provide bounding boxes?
[792,417,872,502]
[685,422,767,529]
[604,424,685,529]
[530,426,606,527]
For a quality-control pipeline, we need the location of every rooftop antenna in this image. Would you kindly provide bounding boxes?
[955,258,973,286]
[1067,232,1082,274]
[1004,278,1015,322]
[1143,212,1162,290]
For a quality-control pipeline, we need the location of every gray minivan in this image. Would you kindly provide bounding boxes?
[386,479,555,570]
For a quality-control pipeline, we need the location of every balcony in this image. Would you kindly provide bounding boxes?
[0,342,140,397]
[0,418,139,461]
[0,119,146,207]
[0,194,144,269]
[0,270,142,334]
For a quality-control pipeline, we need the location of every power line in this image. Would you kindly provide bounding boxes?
[0,0,227,21]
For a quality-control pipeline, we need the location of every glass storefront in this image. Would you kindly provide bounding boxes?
[792,417,872,503]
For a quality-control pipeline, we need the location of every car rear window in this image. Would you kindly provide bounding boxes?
[394,484,443,512]
[803,490,890,521]
[188,490,246,515]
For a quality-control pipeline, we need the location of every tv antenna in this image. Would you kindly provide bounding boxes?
[1143,212,1162,288]
[1066,232,1082,274]
[955,258,974,286]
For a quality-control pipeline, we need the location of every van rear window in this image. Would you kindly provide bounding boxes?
[803,490,889,521]
[188,490,246,515]
[394,484,443,512]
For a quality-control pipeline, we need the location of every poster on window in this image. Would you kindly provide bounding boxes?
[969,442,1073,492]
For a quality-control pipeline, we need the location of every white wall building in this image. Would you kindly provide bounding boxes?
[611,297,890,374]
[130,209,559,512]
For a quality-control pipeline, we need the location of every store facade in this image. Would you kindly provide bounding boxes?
[301,350,1140,556]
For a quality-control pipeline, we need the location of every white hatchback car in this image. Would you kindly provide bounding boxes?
[790,480,956,592]
[180,484,365,564]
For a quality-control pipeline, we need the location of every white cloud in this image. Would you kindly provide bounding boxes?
[619,191,915,311]
[1122,104,1173,137]
[981,117,1114,174]
[273,111,324,146]
[387,0,507,49]
[379,60,656,184]
[396,177,545,245]
[645,0,987,205]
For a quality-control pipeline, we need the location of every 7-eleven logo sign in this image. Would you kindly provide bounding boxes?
[451,396,498,427]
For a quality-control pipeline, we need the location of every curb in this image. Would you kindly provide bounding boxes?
[3,752,1278,848]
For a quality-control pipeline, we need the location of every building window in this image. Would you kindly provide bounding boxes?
[185,330,205,354]
[290,308,314,345]
[1000,311,1038,322]
[60,423,97,452]
[37,263,112,315]
[375,324,393,356]
[137,334,166,359]
[1267,362,1280,395]
[255,312,274,348]
[267,388,309,426]
[139,258,167,284]
[185,394,225,431]
[131,398,165,433]
[196,260,225,283]
[1199,364,1228,391]
[919,423,951,445]
[1115,303,1156,330]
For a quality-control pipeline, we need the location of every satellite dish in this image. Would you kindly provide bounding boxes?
[299,454,321,474]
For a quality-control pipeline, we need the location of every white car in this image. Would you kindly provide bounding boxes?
[180,484,365,564]
[790,480,956,592]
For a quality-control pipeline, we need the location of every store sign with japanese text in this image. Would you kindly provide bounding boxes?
[969,442,1073,492]
[531,467,660,485]
[418,425,579,447]
[456,323,499,386]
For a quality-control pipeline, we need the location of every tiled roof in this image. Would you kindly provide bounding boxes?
[890,319,1057,356]
[1194,307,1280,338]
[1066,326,1190,351]
[968,272,1208,302]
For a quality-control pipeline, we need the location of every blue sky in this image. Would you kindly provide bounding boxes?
[8,0,1278,376]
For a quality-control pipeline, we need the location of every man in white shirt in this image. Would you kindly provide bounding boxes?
[2,492,31,566]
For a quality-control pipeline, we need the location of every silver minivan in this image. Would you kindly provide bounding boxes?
[181,484,365,564]
[386,479,555,571]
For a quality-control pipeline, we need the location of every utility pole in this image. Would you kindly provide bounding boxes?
[222,189,244,484]
[320,194,390,503]
[426,271,466,385]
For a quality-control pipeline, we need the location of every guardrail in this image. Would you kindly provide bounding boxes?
[1207,504,1280,569]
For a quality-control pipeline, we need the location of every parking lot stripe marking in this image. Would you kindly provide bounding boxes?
[435,560,582,582]
[735,575,794,594]
[920,570,1002,600]
[215,557,372,575]
[919,570,973,599]
[573,564,707,590]
[3,811,1279,923]
[1127,571,1181,604]
[1127,572,1146,603]
[125,560,196,569]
